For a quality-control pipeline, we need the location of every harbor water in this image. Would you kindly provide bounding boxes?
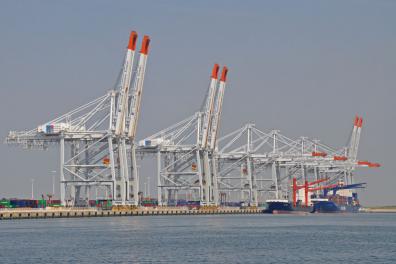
[0,213,395,263]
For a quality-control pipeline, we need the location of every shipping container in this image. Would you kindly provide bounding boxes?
[96,199,112,209]
[141,199,158,207]
[38,199,46,208]
[10,199,38,208]
[0,200,11,207]
[47,200,61,207]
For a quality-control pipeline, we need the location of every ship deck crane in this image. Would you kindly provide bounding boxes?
[292,177,329,207]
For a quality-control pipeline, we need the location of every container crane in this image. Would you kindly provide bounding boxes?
[5,31,151,206]
[113,31,139,205]
[208,67,228,204]
[200,64,220,204]
[113,33,150,205]
[200,65,228,205]
[138,64,228,206]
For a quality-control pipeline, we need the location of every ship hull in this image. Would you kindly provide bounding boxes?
[263,200,312,214]
[264,200,360,214]
[312,200,360,213]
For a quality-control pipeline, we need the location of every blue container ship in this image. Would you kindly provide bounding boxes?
[263,182,365,214]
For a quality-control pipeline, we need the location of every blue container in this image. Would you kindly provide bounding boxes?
[10,199,38,208]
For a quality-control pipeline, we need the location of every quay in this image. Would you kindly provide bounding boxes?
[360,207,396,213]
[0,207,263,220]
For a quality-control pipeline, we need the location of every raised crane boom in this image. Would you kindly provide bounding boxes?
[353,117,363,160]
[128,36,151,139]
[115,31,138,136]
[209,66,228,151]
[348,115,363,160]
[200,64,219,149]
[348,116,358,159]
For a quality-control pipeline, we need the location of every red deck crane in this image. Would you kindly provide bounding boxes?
[292,177,329,207]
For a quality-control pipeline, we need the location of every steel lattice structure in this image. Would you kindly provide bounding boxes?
[5,31,379,207]
[216,123,361,206]
[7,32,150,206]
[137,64,228,206]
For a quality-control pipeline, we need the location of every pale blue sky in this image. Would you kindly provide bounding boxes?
[0,0,394,205]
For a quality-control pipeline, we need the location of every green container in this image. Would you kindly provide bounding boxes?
[0,200,11,206]
[96,199,112,208]
[38,199,47,208]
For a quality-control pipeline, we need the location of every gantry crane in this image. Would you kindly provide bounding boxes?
[208,67,228,204]
[138,64,228,206]
[112,32,150,205]
[215,116,380,206]
[199,65,228,205]
[6,31,150,206]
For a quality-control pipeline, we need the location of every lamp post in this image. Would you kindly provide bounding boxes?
[147,176,150,198]
[51,170,57,196]
[31,179,34,199]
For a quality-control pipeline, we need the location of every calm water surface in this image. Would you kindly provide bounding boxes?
[0,213,395,263]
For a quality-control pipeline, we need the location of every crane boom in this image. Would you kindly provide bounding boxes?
[128,35,151,139]
[348,115,363,160]
[200,64,219,149]
[353,117,363,160]
[115,31,138,136]
[209,66,228,151]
